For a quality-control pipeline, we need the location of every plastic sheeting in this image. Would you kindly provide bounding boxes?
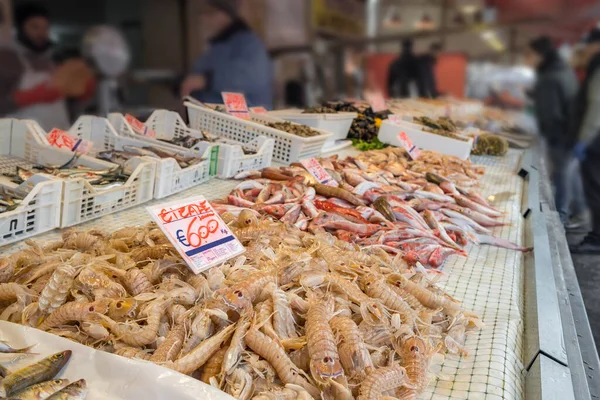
[0,321,234,400]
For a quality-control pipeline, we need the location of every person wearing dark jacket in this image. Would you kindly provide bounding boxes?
[387,39,422,98]
[571,27,600,253]
[419,42,442,98]
[180,0,273,108]
[526,36,584,226]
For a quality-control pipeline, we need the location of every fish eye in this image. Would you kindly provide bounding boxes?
[116,301,123,308]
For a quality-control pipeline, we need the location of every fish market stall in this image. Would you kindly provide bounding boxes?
[0,105,596,400]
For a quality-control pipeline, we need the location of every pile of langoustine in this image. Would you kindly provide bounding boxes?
[220,147,529,269]
[0,218,481,400]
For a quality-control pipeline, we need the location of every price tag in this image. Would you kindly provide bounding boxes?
[47,129,93,154]
[222,92,250,120]
[250,106,268,114]
[147,196,245,274]
[365,91,387,112]
[125,114,157,139]
[397,131,421,160]
[300,158,338,187]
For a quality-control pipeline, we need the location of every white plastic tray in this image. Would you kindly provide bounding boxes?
[0,119,62,245]
[379,119,474,160]
[103,114,215,199]
[268,109,356,143]
[185,102,332,164]
[0,321,234,400]
[144,110,274,179]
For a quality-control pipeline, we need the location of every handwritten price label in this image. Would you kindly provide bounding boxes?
[397,131,421,160]
[222,92,250,120]
[47,129,93,154]
[300,158,338,187]
[250,106,268,114]
[147,196,245,274]
[125,114,157,139]
[365,91,387,112]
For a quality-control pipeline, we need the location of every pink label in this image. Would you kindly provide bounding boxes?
[47,128,92,154]
[300,158,338,187]
[222,92,250,120]
[365,91,387,112]
[125,114,156,138]
[250,106,268,114]
[147,196,245,274]
[397,131,421,160]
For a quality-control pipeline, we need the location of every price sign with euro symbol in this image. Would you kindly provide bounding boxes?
[147,196,245,274]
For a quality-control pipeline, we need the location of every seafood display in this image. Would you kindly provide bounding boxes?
[0,188,24,215]
[223,147,528,269]
[302,106,338,114]
[98,145,204,169]
[3,163,129,188]
[412,117,469,143]
[0,346,88,399]
[265,122,322,138]
[0,218,482,399]
[470,133,510,156]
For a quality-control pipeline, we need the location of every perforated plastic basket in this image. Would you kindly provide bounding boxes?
[0,119,63,245]
[103,114,215,199]
[141,110,274,179]
[185,102,332,164]
[268,109,356,143]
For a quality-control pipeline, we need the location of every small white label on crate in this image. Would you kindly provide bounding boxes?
[250,106,268,114]
[147,196,245,274]
[365,91,387,112]
[47,128,93,154]
[397,131,421,160]
[300,158,338,187]
[222,92,250,120]
[125,114,157,138]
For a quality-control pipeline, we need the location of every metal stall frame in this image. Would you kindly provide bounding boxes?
[521,147,600,400]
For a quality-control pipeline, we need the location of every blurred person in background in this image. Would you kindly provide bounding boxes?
[0,2,68,129]
[180,0,273,108]
[419,42,442,98]
[525,36,584,228]
[388,39,422,98]
[571,26,600,253]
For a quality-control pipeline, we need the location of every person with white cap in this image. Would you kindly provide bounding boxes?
[180,0,273,109]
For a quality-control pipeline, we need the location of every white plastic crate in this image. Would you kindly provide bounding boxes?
[0,119,63,245]
[78,115,214,199]
[142,110,274,178]
[268,109,356,143]
[185,102,332,164]
[379,119,474,160]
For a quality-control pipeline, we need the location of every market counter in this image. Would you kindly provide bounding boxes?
[0,147,598,400]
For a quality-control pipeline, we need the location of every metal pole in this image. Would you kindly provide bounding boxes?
[366,0,380,52]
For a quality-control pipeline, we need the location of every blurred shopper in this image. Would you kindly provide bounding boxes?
[526,36,584,227]
[388,39,422,98]
[571,27,600,253]
[0,3,69,129]
[419,42,442,98]
[181,0,273,108]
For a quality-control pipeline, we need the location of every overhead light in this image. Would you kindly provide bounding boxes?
[384,6,402,28]
[415,13,435,30]
[461,5,478,14]
[480,29,505,51]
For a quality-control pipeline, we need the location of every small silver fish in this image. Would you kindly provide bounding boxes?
[46,379,87,400]
[10,379,70,400]
[0,341,36,354]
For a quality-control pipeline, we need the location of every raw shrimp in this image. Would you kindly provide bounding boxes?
[395,337,433,399]
[221,317,251,376]
[100,298,172,347]
[200,347,227,384]
[255,300,281,345]
[360,274,416,326]
[357,364,409,400]
[167,323,236,374]
[123,269,153,296]
[305,295,344,383]
[246,327,320,399]
[38,266,77,314]
[38,299,111,331]
[150,323,186,362]
[114,347,152,361]
[0,283,35,303]
[221,270,277,310]
[0,258,15,283]
[330,316,374,379]
[267,283,298,340]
